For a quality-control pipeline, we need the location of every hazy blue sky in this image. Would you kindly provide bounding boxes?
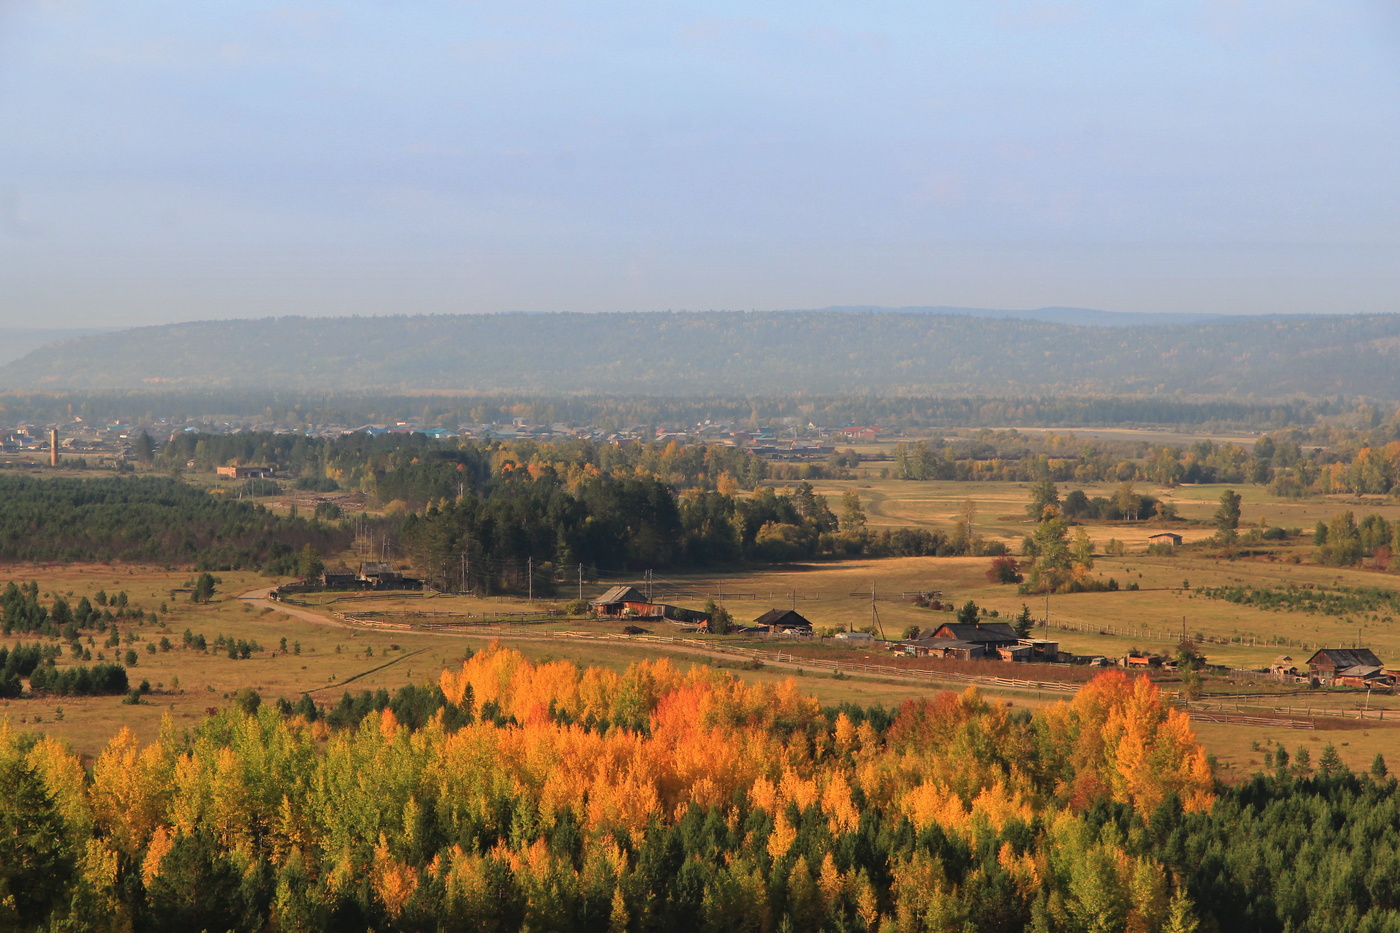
[1,1,1397,328]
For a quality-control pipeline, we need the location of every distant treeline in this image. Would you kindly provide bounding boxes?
[0,476,348,571]
[157,432,772,501]
[0,388,1344,432]
[893,426,1400,498]
[6,310,1400,399]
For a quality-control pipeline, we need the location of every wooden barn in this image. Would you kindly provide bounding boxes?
[752,608,814,635]
[1307,648,1388,687]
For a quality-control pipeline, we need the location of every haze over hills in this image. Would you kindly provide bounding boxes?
[0,327,115,366]
[2,310,1398,400]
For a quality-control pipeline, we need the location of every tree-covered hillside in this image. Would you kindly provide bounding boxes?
[4,310,1399,399]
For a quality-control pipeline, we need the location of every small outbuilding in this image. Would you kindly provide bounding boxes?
[216,465,276,479]
[1147,532,1183,547]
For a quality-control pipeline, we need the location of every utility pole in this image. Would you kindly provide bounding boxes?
[578,563,584,602]
[528,557,533,603]
[871,583,886,641]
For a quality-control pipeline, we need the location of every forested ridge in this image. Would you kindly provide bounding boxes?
[6,650,1400,932]
[5,310,1400,399]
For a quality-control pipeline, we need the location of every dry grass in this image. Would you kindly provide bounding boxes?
[7,469,1400,768]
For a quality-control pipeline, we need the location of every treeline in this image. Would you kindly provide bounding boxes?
[157,432,771,503]
[1312,511,1400,569]
[25,662,128,696]
[1197,583,1400,619]
[0,475,349,571]
[0,388,1336,433]
[1,650,1219,932]
[891,427,1400,499]
[399,478,985,593]
[2,581,151,638]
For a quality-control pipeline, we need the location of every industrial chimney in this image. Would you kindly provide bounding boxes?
[50,429,58,467]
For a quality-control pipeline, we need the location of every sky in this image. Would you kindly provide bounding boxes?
[1,1,1397,329]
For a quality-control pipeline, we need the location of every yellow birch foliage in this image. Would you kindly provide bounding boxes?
[90,727,175,859]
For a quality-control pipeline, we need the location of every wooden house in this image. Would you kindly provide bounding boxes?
[931,622,1020,650]
[753,608,813,635]
[1147,532,1183,547]
[590,586,652,617]
[359,561,405,588]
[1307,648,1385,686]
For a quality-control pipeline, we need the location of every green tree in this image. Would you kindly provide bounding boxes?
[0,758,75,926]
[1071,527,1094,571]
[703,598,733,635]
[1113,481,1140,521]
[1371,753,1389,780]
[1026,507,1071,596]
[1014,604,1034,638]
[1214,489,1242,544]
[192,572,216,604]
[839,490,866,532]
[956,600,979,625]
[1027,479,1060,520]
[297,544,325,582]
[1317,743,1344,777]
[233,687,261,715]
[133,431,155,465]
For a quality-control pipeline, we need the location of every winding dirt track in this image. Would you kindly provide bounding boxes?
[237,587,356,629]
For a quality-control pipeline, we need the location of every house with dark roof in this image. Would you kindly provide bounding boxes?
[1307,648,1387,687]
[930,622,1020,649]
[752,609,813,635]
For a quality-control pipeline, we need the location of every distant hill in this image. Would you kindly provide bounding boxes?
[3,310,1398,400]
[0,327,115,366]
[820,306,1233,327]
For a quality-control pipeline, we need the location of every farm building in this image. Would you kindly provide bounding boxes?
[358,562,420,589]
[752,609,813,635]
[1147,532,1183,547]
[590,586,651,617]
[216,465,276,479]
[930,622,1020,650]
[1306,648,1391,688]
[321,568,361,589]
[834,631,877,645]
[590,586,709,626]
[900,624,1056,664]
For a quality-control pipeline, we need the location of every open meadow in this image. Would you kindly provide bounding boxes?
[5,467,1400,772]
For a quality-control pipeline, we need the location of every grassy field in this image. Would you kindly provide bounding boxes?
[5,471,1400,772]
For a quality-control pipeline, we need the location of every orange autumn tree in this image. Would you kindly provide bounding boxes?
[1045,670,1214,813]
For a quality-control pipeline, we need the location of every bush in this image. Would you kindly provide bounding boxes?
[986,555,1024,584]
[233,687,262,715]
